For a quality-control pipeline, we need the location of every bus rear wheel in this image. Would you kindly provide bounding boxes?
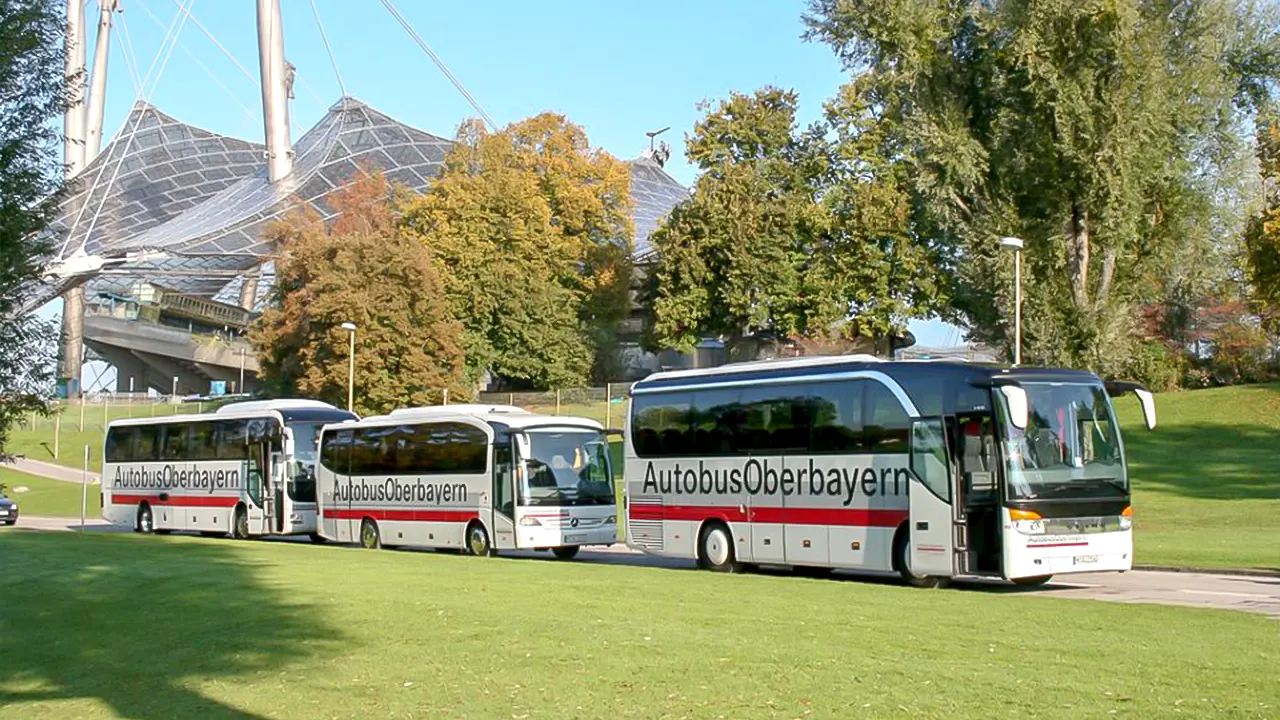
[466,522,492,556]
[1012,575,1053,587]
[552,545,580,560]
[698,522,742,573]
[360,519,381,550]
[136,504,154,534]
[231,506,249,540]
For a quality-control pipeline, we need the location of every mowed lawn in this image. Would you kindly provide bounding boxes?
[0,467,100,519]
[0,533,1275,720]
[1114,383,1280,571]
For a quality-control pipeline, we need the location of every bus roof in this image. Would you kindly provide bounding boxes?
[107,403,356,429]
[325,407,603,433]
[632,354,1101,394]
[213,399,340,414]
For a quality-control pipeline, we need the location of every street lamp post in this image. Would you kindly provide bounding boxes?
[238,347,246,395]
[341,322,357,412]
[1000,237,1024,366]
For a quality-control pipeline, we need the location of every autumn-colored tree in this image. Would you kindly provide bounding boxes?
[251,171,468,416]
[400,114,634,388]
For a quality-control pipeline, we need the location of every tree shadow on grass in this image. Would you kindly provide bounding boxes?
[0,532,341,719]
[1123,422,1280,500]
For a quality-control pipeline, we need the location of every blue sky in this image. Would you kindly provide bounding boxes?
[61,0,963,390]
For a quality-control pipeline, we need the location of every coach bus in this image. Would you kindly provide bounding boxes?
[316,405,618,558]
[622,355,1156,587]
[102,399,358,540]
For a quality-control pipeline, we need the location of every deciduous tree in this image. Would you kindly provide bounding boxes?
[251,172,468,416]
[0,0,70,459]
[646,87,941,355]
[400,114,634,388]
[805,0,1280,374]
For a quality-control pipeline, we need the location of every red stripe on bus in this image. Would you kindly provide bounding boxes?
[111,494,240,508]
[324,509,479,523]
[629,505,907,528]
[1028,542,1090,549]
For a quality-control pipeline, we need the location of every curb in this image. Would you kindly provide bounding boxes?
[1134,564,1280,579]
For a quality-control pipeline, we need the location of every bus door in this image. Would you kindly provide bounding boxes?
[907,417,960,577]
[269,446,286,533]
[243,419,281,536]
[490,434,517,550]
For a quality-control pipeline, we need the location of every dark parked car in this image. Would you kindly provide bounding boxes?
[0,494,17,525]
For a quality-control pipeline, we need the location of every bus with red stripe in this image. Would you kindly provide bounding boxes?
[623,355,1156,587]
[102,400,357,539]
[315,405,617,558]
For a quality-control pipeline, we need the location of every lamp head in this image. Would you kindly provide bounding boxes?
[1000,236,1024,250]
[340,322,357,332]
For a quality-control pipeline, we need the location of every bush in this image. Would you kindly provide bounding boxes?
[1120,339,1186,393]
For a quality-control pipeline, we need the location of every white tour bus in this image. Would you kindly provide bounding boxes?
[316,405,618,558]
[623,355,1156,587]
[102,399,357,539]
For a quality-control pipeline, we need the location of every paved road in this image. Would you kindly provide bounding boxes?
[2,457,100,484]
[5,515,1278,619]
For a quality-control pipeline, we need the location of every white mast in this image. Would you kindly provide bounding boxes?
[256,0,293,183]
[85,0,120,163]
[58,0,89,397]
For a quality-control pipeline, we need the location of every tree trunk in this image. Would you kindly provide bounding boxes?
[1096,247,1117,310]
[1068,203,1091,311]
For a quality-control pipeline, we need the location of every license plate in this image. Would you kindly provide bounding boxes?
[1073,555,1098,565]
[564,534,584,543]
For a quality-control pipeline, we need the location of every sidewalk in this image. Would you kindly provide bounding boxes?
[3,457,100,484]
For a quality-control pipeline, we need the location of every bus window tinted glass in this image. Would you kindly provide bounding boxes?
[319,429,353,474]
[864,383,910,452]
[691,389,740,454]
[810,380,865,452]
[105,426,134,463]
[631,394,692,457]
[216,420,248,460]
[134,426,159,461]
[190,422,218,460]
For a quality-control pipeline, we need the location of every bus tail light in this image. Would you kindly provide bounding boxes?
[1120,506,1133,530]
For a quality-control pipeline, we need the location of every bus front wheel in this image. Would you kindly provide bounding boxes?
[466,522,492,556]
[698,522,743,573]
[360,519,381,550]
[552,545,580,560]
[231,507,249,540]
[136,504,154,534]
[893,529,949,589]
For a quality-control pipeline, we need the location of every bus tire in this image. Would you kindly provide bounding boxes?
[360,519,381,550]
[231,506,250,540]
[466,521,492,556]
[552,545,580,560]
[1011,575,1053,587]
[136,503,154,534]
[893,526,948,589]
[698,521,742,573]
[309,533,328,544]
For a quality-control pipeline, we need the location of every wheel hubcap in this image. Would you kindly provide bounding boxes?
[470,529,486,554]
[705,529,730,566]
[363,526,375,547]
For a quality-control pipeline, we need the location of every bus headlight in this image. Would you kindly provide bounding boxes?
[518,517,542,527]
[1013,520,1046,535]
[604,515,616,525]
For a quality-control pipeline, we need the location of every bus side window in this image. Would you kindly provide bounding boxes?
[863,383,910,453]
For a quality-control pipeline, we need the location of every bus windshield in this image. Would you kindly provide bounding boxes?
[286,422,323,502]
[999,382,1127,501]
[521,429,614,507]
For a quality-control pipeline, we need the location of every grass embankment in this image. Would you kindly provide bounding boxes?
[1114,383,1280,571]
[0,532,1275,719]
[0,467,100,519]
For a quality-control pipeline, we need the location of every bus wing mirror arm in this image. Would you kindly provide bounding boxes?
[1134,388,1157,431]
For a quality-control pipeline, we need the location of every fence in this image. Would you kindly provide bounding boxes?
[475,383,634,429]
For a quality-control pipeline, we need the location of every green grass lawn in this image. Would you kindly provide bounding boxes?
[0,467,100,519]
[1114,383,1280,571]
[0,532,1275,719]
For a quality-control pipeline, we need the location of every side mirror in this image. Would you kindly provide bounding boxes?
[998,385,1029,430]
[1134,388,1157,430]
